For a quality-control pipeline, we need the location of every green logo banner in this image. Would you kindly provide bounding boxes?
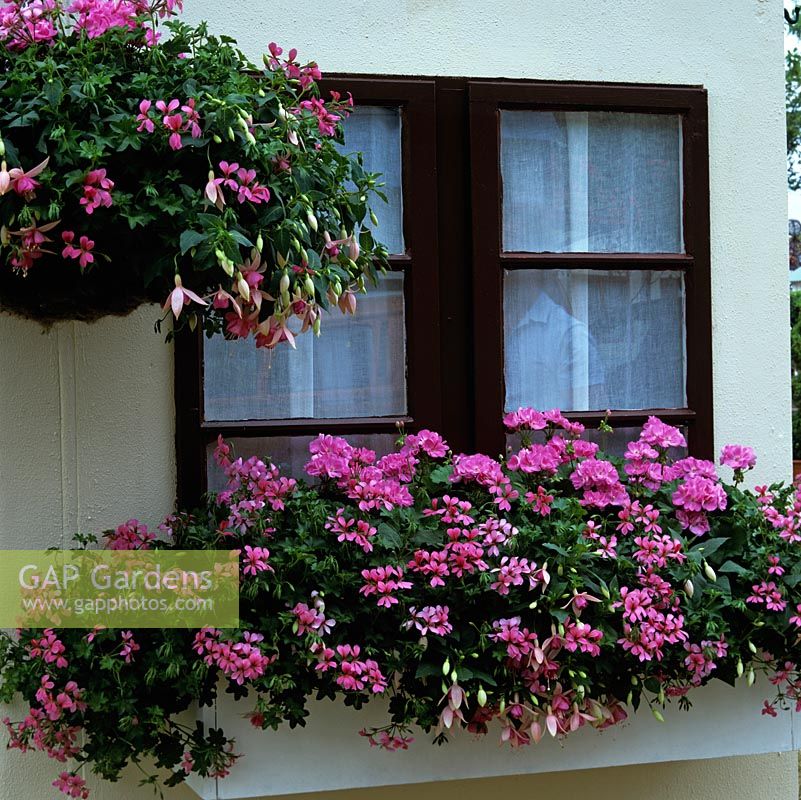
[0,550,240,628]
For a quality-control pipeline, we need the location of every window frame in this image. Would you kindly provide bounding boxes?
[468,80,711,455]
[175,76,711,507]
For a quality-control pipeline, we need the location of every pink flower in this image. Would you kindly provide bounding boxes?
[61,231,94,269]
[359,565,412,608]
[80,168,114,214]
[163,274,208,319]
[720,444,756,471]
[136,99,155,132]
[5,156,49,197]
[119,631,139,663]
[164,113,184,150]
[406,605,452,636]
[242,545,272,576]
[53,772,89,799]
[640,416,687,449]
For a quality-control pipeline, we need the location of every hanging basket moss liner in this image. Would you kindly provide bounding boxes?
[0,260,162,324]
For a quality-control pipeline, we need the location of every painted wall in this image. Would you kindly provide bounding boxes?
[0,0,795,797]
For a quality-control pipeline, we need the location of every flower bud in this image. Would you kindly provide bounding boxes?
[312,316,321,336]
[684,579,694,598]
[736,659,744,677]
[279,272,290,294]
[747,667,755,686]
[442,658,450,676]
[256,233,264,252]
[307,211,318,233]
[213,134,222,144]
[652,708,665,723]
[237,272,250,302]
[703,561,716,582]
[369,210,379,227]
[245,132,257,146]
[477,686,488,707]
[450,669,458,683]
[0,139,5,158]
[748,641,757,654]
[499,698,506,714]
[304,276,315,297]
[347,236,360,260]
[227,126,235,141]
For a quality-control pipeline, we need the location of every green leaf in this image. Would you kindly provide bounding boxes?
[180,230,209,255]
[429,465,452,486]
[375,523,402,550]
[718,560,749,576]
[689,537,729,559]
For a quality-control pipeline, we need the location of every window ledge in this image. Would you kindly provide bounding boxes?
[185,680,797,799]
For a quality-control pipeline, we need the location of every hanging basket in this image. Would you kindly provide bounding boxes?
[0,258,161,324]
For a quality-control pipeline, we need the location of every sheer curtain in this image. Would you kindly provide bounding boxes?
[504,269,685,411]
[203,105,407,422]
[204,273,406,420]
[339,105,405,255]
[500,110,684,412]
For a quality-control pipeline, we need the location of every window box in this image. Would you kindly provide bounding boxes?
[186,680,796,799]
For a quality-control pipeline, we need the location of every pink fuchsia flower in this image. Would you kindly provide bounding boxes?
[212,286,241,316]
[205,170,226,210]
[242,545,272,576]
[119,631,139,663]
[720,444,756,471]
[163,274,208,319]
[4,156,49,197]
[180,751,194,774]
[61,231,94,269]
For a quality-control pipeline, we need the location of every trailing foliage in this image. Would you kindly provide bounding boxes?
[3,410,801,797]
[0,0,387,338]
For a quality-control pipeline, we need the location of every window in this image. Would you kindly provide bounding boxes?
[175,78,710,505]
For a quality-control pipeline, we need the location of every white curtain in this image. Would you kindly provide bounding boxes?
[504,269,686,412]
[501,110,683,253]
[204,105,407,423]
[340,105,405,255]
[204,273,407,421]
[500,110,685,412]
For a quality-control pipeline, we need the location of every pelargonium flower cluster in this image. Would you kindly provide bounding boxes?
[6,409,801,797]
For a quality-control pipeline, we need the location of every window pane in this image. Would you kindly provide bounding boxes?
[206,434,397,491]
[504,269,686,412]
[204,273,406,421]
[341,106,404,255]
[501,111,683,253]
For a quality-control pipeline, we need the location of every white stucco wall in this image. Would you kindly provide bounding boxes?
[0,0,795,798]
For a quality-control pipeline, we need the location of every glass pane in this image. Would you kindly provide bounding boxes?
[204,273,406,421]
[504,269,686,412]
[501,111,683,253]
[341,106,404,254]
[206,434,397,491]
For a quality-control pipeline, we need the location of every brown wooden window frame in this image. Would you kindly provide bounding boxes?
[175,76,711,507]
